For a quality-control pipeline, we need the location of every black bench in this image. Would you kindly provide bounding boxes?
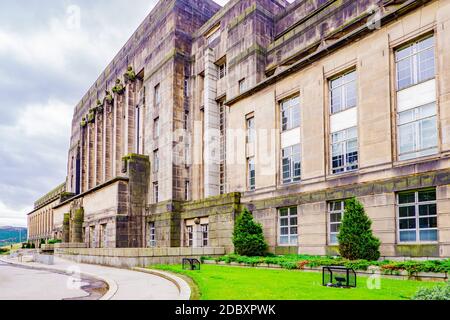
[182,258,201,270]
[322,266,357,288]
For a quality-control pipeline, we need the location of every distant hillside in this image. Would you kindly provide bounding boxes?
[0,226,27,246]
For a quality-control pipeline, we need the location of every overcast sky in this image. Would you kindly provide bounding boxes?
[0,0,231,227]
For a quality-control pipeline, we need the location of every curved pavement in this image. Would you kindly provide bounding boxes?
[0,257,182,300]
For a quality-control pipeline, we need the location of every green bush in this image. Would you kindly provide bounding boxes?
[413,283,450,300]
[47,239,62,245]
[338,198,381,261]
[232,208,268,257]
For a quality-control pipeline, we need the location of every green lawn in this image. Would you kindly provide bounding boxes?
[152,264,443,300]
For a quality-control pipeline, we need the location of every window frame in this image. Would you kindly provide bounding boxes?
[278,207,298,246]
[329,70,357,115]
[153,117,160,138]
[395,34,435,91]
[247,157,255,191]
[397,103,438,161]
[246,116,255,144]
[148,222,156,248]
[397,189,438,244]
[201,224,209,247]
[239,78,246,94]
[280,96,300,132]
[328,201,346,245]
[153,182,159,203]
[153,149,159,173]
[330,127,359,175]
[154,84,161,107]
[281,144,301,185]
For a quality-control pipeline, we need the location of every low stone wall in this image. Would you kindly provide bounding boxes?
[54,243,88,249]
[55,247,225,268]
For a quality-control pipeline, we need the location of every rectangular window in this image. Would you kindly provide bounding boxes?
[330,70,357,114]
[153,117,160,138]
[329,201,345,245]
[153,182,159,203]
[218,63,227,79]
[282,144,301,184]
[331,127,358,174]
[239,78,246,93]
[207,28,220,45]
[153,150,159,173]
[398,103,438,160]
[184,77,189,97]
[201,224,209,247]
[219,101,226,195]
[186,225,193,247]
[396,35,435,91]
[398,189,437,243]
[281,96,300,132]
[154,84,161,107]
[248,157,255,191]
[135,106,141,153]
[279,207,298,245]
[246,116,255,143]
[185,180,190,201]
[183,111,189,131]
[148,222,156,248]
[100,224,107,248]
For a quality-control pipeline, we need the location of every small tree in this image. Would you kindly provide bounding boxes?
[233,207,268,257]
[338,198,381,261]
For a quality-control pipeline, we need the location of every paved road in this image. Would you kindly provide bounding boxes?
[0,257,181,300]
[0,260,100,300]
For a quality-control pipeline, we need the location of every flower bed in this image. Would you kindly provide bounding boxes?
[201,254,450,276]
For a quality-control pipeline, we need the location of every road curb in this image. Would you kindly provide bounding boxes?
[132,267,191,300]
[0,257,118,300]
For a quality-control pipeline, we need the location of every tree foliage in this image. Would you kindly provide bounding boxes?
[233,207,268,257]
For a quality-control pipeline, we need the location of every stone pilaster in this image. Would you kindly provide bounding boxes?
[63,213,70,243]
[96,111,104,185]
[203,48,220,198]
[70,208,84,243]
[105,102,113,181]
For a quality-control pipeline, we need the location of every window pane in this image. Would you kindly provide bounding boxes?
[419,48,435,82]
[292,107,300,128]
[399,192,415,204]
[330,224,339,233]
[280,218,288,227]
[420,230,437,242]
[400,230,416,242]
[399,206,416,218]
[418,189,436,202]
[290,217,297,226]
[419,217,437,229]
[419,204,437,216]
[345,82,357,109]
[399,123,416,155]
[331,88,342,113]
[418,36,434,50]
[280,227,289,235]
[396,45,412,61]
[330,212,342,223]
[290,227,298,235]
[330,234,338,244]
[399,218,416,230]
[290,236,298,245]
[398,109,414,125]
[419,117,437,150]
[279,236,289,244]
[290,207,298,216]
[397,57,413,90]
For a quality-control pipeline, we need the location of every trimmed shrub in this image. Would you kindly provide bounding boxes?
[232,208,268,257]
[338,198,381,261]
[413,283,450,300]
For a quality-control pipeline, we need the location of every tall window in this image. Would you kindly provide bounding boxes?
[207,28,220,45]
[239,78,246,93]
[153,182,159,203]
[154,117,160,138]
[281,96,300,131]
[218,62,227,79]
[328,201,345,245]
[219,101,226,194]
[396,35,437,161]
[330,70,357,114]
[396,35,435,90]
[153,150,159,173]
[148,222,156,247]
[135,106,141,153]
[246,116,255,143]
[154,84,161,107]
[282,144,301,184]
[184,77,189,97]
[186,225,193,247]
[398,189,437,243]
[201,224,209,247]
[279,207,298,245]
[247,157,255,191]
[331,127,358,174]
[100,224,107,248]
[185,180,190,201]
[183,111,189,131]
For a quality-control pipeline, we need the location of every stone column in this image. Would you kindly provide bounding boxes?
[63,213,70,243]
[105,102,113,181]
[203,48,220,198]
[96,111,104,185]
[70,208,84,243]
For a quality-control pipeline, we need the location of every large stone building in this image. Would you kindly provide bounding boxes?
[28,0,450,258]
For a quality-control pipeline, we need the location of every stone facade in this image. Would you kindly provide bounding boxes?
[28,0,450,258]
